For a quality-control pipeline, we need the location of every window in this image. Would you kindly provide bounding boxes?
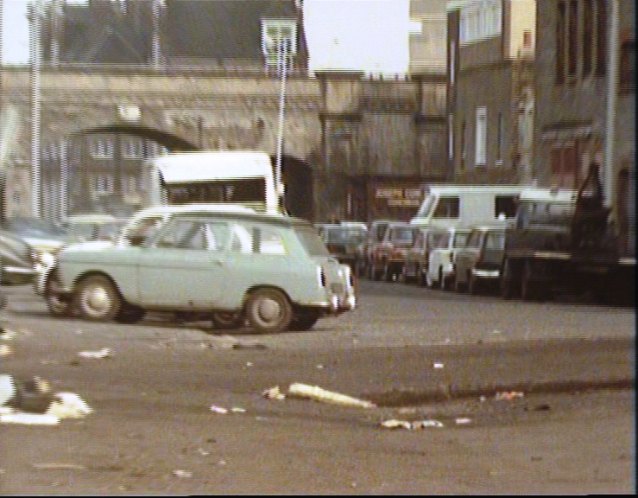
[496,112,503,164]
[257,227,286,255]
[89,137,114,159]
[448,114,454,160]
[466,230,483,249]
[475,107,487,166]
[557,1,566,83]
[433,197,460,218]
[460,0,502,44]
[262,19,297,72]
[495,196,518,219]
[453,232,470,248]
[620,41,635,90]
[568,0,578,77]
[92,174,113,194]
[595,0,606,76]
[582,0,593,76]
[485,232,505,250]
[229,223,253,254]
[550,144,579,188]
[122,137,143,159]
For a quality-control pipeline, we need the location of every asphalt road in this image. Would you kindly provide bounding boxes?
[0,281,635,494]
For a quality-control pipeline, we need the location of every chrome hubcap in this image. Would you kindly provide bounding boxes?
[257,298,280,322]
[85,286,111,315]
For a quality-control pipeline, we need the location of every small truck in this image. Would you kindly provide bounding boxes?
[500,164,635,304]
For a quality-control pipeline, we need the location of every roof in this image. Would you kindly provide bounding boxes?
[519,188,578,204]
[149,152,273,184]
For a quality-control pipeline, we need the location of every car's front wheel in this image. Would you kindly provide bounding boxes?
[245,288,292,334]
[73,275,122,322]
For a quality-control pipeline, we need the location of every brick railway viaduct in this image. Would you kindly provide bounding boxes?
[1,66,447,222]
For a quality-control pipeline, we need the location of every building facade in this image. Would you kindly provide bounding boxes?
[446,0,536,184]
[535,0,634,255]
[409,0,448,76]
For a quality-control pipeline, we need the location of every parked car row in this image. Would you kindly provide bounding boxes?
[349,219,507,296]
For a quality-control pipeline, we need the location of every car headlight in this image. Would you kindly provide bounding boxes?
[31,249,59,268]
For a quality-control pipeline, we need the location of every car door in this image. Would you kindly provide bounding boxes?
[136,217,229,307]
[455,229,483,284]
[479,230,506,270]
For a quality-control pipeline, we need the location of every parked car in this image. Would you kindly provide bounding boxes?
[60,214,128,242]
[0,229,37,286]
[425,227,471,290]
[0,216,75,274]
[39,204,259,317]
[357,220,393,278]
[318,223,367,272]
[402,227,448,286]
[368,222,418,282]
[45,209,357,333]
[453,226,506,294]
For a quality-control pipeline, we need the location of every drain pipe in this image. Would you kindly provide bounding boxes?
[603,0,619,209]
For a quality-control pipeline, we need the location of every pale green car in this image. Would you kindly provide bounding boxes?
[47,210,357,333]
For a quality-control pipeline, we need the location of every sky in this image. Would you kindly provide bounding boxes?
[1,0,410,74]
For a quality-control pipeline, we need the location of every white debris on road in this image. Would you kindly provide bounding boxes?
[209,405,229,414]
[78,348,112,359]
[262,386,286,401]
[494,391,525,401]
[287,383,376,409]
[380,419,445,430]
[0,344,12,357]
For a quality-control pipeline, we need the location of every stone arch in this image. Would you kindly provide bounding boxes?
[272,154,314,221]
[72,124,198,152]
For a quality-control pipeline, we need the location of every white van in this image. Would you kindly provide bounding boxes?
[410,185,526,228]
[141,151,282,214]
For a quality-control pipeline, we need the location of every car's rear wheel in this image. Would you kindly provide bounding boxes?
[469,274,481,295]
[73,275,121,322]
[245,288,292,334]
[212,311,244,330]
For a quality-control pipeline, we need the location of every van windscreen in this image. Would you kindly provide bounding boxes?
[164,179,266,205]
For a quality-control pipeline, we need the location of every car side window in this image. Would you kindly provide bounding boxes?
[255,227,286,255]
[485,232,505,250]
[466,231,482,249]
[229,222,253,254]
[124,216,164,246]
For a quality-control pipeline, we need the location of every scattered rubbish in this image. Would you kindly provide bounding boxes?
[172,469,192,479]
[433,362,444,369]
[262,386,286,401]
[0,344,12,357]
[494,391,524,401]
[45,392,93,419]
[197,448,210,456]
[218,460,227,466]
[209,405,229,414]
[32,463,86,470]
[245,362,253,367]
[316,364,325,370]
[287,383,376,409]
[397,407,418,415]
[455,417,472,425]
[230,407,246,413]
[1,412,60,425]
[380,419,444,430]
[380,419,412,430]
[491,329,502,334]
[78,348,112,359]
[479,395,487,402]
[0,329,16,341]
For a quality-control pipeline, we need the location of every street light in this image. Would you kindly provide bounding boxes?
[29,0,44,218]
[274,38,289,209]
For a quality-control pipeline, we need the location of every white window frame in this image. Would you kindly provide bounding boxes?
[450,40,456,85]
[460,0,502,45]
[475,106,487,167]
[92,174,113,194]
[89,137,114,159]
[448,114,454,160]
[122,137,143,159]
[261,19,297,69]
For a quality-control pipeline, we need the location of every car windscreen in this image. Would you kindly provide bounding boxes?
[2,218,69,239]
[324,228,366,244]
[294,226,330,256]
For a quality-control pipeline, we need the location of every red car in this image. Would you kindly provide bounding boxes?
[368,222,418,282]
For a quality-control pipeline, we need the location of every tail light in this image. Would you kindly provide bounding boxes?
[317,266,326,287]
